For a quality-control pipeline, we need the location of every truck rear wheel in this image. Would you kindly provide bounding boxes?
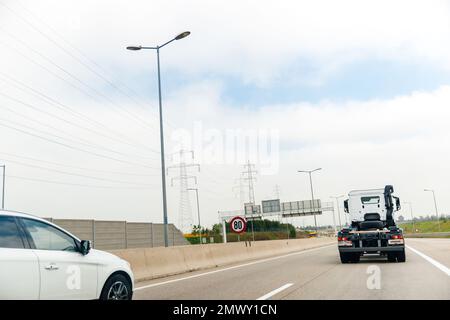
[396,249,406,262]
[340,252,351,263]
[351,253,360,263]
[387,253,396,262]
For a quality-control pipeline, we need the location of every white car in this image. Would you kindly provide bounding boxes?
[0,210,134,300]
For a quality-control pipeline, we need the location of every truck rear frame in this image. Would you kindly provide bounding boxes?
[338,227,405,263]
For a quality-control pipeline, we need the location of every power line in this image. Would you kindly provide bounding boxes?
[0,2,176,133]
[0,151,159,177]
[200,169,232,185]
[0,113,159,169]
[0,72,160,154]
[200,187,227,198]
[0,92,160,161]
[7,174,156,190]
[12,0,178,131]
[0,157,157,187]
[0,119,158,169]
[0,39,157,136]
[0,42,148,133]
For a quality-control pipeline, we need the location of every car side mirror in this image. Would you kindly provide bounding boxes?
[80,240,91,255]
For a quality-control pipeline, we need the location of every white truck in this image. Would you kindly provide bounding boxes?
[338,185,406,263]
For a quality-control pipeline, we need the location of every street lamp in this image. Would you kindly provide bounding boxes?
[331,195,345,231]
[187,188,202,245]
[127,31,191,247]
[298,168,322,232]
[424,189,441,232]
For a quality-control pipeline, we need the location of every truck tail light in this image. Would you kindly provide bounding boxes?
[388,234,404,245]
[338,237,352,246]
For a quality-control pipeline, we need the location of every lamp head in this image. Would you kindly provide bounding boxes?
[126,46,142,51]
[175,31,191,40]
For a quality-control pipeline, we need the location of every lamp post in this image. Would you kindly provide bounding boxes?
[127,31,190,247]
[331,195,345,230]
[424,189,441,232]
[187,188,202,245]
[297,168,322,233]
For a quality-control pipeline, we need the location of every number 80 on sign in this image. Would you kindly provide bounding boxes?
[230,216,247,234]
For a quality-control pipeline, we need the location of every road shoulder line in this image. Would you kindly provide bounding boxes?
[406,245,450,276]
[257,283,293,300]
[135,243,334,291]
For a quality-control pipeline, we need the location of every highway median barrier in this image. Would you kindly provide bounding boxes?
[110,237,334,282]
[404,232,450,238]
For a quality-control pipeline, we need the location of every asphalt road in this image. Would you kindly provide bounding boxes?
[134,238,450,300]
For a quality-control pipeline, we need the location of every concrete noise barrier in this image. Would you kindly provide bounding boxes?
[110,237,335,282]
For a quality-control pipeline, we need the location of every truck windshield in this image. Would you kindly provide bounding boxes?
[361,196,380,204]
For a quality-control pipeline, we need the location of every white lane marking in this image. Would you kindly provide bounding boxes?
[135,244,334,291]
[257,283,293,300]
[406,245,450,277]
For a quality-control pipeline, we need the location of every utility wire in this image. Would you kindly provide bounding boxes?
[200,170,233,185]
[12,0,178,131]
[0,158,157,186]
[0,92,160,161]
[0,3,173,133]
[0,151,159,177]
[7,174,157,190]
[0,72,161,154]
[0,40,157,136]
[0,119,158,169]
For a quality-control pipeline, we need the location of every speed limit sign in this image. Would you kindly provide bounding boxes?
[230,216,247,234]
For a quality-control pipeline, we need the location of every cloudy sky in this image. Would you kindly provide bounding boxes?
[0,0,449,231]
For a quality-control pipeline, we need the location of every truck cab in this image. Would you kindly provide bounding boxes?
[344,186,401,230]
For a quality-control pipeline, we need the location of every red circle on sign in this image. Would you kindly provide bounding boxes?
[230,216,247,234]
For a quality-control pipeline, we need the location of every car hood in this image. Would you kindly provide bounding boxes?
[89,249,129,266]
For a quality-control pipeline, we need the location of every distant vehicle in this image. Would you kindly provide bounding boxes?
[337,185,406,263]
[0,210,134,300]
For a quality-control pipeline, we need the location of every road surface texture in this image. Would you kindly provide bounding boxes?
[134,238,450,300]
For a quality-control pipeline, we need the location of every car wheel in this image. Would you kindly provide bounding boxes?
[100,274,132,300]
